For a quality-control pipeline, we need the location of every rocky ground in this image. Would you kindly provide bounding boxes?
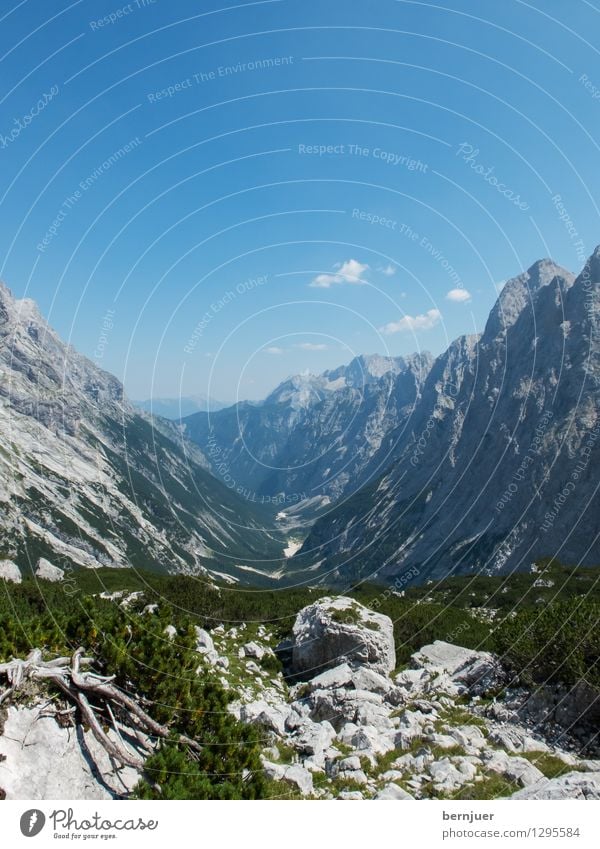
[213,597,600,800]
[1,594,599,801]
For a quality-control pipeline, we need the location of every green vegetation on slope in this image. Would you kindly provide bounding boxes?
[1,559,598,798]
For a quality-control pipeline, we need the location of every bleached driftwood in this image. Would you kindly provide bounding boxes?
[0,648,201,767]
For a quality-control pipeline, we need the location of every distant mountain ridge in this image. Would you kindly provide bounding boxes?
[134,395,228,419]
[181,352,433,503]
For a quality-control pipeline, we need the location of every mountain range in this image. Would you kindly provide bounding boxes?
[182,249,600,587]
[293,251,600,585]
[180,352,433,505]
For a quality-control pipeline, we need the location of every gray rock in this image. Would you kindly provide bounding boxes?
[454,758,478,779]
[0,704,143,799]
[429,759,470,791]
[307,685,385,729]
[338,768,369,785]
[304,663,354,692]
[291,597,396,677]
[35,558,64,582]
[412,642,505,696]
[194,627,215,655]
[243,641,265,660]
[350,666,397,698]
[0,559,22,584]
[395,709,428,748]
[240,700,291,737]
[449,725,487,751]
[374,783,414,800]
[354,697,395,731]
[293,720,336,759]
[261,759,285,781]
[426,732,460,750]
[338,722,360,746]
[487,726,549,754]
[380,769,405,782]
[350,724,396,758]
[337,790,364,800]
[395,668,430,695]
[339,755,362,772]
[484,750,545,787]
[392,751,432,774]
[502,757,545,787]
[281,764,314,796]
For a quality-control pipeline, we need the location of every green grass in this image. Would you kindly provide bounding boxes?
[445,771,521,800]
[519,751,574,779]
[329,605,362,626]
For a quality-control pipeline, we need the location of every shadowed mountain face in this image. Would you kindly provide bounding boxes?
[0,281,285,578]
[181,353,433,505]
[296,251,600,586]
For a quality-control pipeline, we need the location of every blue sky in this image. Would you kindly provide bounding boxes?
[1,0,599,401]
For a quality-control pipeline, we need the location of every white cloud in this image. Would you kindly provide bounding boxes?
[380,308,441,335]
[295,342,328,351]
[378,263,396,276]
[264,346,285,355]
[446,288,471,303]
[309,258,369,288]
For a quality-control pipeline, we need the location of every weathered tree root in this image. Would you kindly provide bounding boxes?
[0,648,202,768]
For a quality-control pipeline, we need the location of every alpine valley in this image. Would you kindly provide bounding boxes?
[1,248,599,588]
[182,248,600,588]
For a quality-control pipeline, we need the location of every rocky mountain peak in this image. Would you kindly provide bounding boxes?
[484,258,575,341]
[576,243,600,286]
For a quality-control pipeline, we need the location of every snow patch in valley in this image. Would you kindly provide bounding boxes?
[284,539,303,558]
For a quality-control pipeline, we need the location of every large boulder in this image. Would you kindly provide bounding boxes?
[291,597,395,677]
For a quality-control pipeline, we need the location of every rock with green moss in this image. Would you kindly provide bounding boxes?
[291,597,395,677]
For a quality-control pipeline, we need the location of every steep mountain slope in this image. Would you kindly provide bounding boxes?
[181,353,433,504]
[297,251,600,586]
[0,282,285,577]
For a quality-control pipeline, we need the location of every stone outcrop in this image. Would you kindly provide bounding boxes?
[232,601,600,800]
[511,772,600,800]
[0,703,143,800]
[2,596,598,802]
[0,560,22,584]
[35,558,64,582]
[291,597,396,677]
